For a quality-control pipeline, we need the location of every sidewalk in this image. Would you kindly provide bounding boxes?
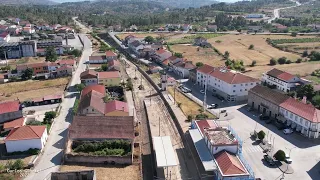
[125,90,137,122]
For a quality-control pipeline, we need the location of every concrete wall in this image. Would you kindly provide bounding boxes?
[6,138,42,153]
[0,111,23,124]
[51,170,96,180]
[64,154,132,165]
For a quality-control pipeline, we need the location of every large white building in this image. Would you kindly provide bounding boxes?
[5,125,48,153]
[279,98,320,138]
[261,68,308,93]
[197,65,259,102]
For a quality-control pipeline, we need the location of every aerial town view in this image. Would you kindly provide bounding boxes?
[0,0,320,179]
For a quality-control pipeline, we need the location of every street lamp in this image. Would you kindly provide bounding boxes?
[286,146,297,158]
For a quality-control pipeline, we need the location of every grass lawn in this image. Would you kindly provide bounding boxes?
[167,87,215,119]
[60,165,140,180]
[0,77,69,101]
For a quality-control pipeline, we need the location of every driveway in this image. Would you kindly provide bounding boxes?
[24,33,92,180]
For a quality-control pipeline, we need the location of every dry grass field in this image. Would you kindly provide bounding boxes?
[167,87,215,119]
[60,165,140,180]
[171,44,224,67]
[245,61,320,79]
[116,32,192,41]
[208,34,303,66]
[278,42,320,53]
[0,78,69,101]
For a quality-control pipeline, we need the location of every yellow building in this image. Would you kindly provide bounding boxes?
[98,71,121,86]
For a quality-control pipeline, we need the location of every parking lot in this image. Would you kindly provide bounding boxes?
[169,72,320,180]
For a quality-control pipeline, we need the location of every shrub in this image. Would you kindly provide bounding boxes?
[274,150,286,161]
[12,159,25,170]
[27,121,42,125]
[302,50,308,57]
[251,60,257,67]
[248,44,254,50]
[257,130,266,140]
[277,57,287,65]
[296,58,302,63]
[126,78,133,91]
[270,58,277,65]
[196,62,204,67]
[177,102,182,107]
[187,115,194,122]
[195,113,208,120]
[44,111,56,124]
[286,60,292,64]
[291,32,297,37]
[174,52,183,58]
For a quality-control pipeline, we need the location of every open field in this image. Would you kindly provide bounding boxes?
[278,42,320,53]
[60,164,140,180]
[0,78,69,101]
[167,87,215,119]
[116,32,192,41]
[171,44,224,67]
[208,34,303,65]
[245,61,320,79]
[166,33,222,44]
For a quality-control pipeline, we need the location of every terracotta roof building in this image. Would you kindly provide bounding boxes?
[97,71,121,86]
[80,70,98,86]
[108,60,120,71]
[105,51,117,60]
[0,100,22,123]
[105,100,129,116]
[3,117,25,131]
[69,116,134,140]
[5,125,48,153]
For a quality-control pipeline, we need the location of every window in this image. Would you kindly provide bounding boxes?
[251,83,253,85]
[290,113,293,118]
[233,85,236,87]
[92,109,94,112]
[245,89,247,91]
[233,90,235,92]
[218,80,220,82]
[245,84,248,86]
[241,84,243,86]
[286,111,288,115]
[305,121,309,126]
[240,89,242,92]
[300,118,303,124]
[295,116,298,121]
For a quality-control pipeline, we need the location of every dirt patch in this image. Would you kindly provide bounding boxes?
[60,164,140,180]
[208,34,303,65]
[0,77,69,101]
[245,61,320,80]
[171,44,224,67]
[167,87,215,119]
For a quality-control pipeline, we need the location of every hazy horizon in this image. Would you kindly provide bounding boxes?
[52,0,240,3]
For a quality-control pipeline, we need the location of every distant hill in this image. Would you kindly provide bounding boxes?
[0,0,58,5]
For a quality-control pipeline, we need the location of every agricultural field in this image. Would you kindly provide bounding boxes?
[60,164,140,180]
[244,61,320,79]
[207,34,303,66]
[269,37,320,53]
[166,33,222,45]
[170,44,224,67]
[116,32,193,41]
[0,78,69,102]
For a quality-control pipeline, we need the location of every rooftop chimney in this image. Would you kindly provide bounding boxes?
[122,106,125,111]
[302,96,307,104]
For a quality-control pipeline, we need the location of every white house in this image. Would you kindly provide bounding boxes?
[172,61,196,78]
[88,56,107,64]
[197,65,259,102]
[128,40,144,55]
[279,98,320,138]
[5,125,48,153]
[153,49,172,63]
[262,68,307,93]
[80,70,98,86]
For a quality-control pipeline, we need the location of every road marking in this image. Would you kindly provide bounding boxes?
[244,146,262,153]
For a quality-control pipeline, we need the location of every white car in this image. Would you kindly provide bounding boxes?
[283,129,293,134]
[200,90,205,94]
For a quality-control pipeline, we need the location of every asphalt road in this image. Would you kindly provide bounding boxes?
[24,33,91,180]
[267,0,302,23]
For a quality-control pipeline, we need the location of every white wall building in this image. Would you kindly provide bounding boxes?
[5,126,48,153]
[262,68,307,93]
[197,65,259,102]
[172,61,196,78]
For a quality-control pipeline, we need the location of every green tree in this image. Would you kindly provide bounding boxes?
[257,130,265,141]
[286,60,292,64]
[296,58,302,63]
[45,47,58,62]
[174,52,183,58]
[248,44,254,50]
[277,57,287,65]
[302,50,308,57]
[251,60,257,67]
[144,36,154,44]
[224,51,230,59]
[44,111,57,124]
[69,49,82,57]
[312,94,320,108]
[297,84,314,100]
[291,32,297,37]
[187,115,194,122]
[274,150,286,161]
[196,62,204,67]
[270,58,277,65]
[101,64,108,71]
[12,159,25,170]
[21,68,33,80]
[75,83,85,92]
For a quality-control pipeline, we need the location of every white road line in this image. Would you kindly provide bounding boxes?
[244,146,262,153]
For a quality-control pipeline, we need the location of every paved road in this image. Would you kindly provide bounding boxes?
[267,0,302,23]
[24,34,91,180]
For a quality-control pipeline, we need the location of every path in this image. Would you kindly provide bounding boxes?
[267,0,302,23]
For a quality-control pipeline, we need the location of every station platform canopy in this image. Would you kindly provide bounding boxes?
[153,136,178,167]
[189,129,217,171]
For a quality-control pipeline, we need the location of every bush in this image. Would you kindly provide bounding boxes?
[291,32,297,37]
[251,60,257,67]
[126,78,133,91]
[274,150,286,161]
[27,121,42,125]
[257,130,266,140]
[195,113,208,120]
[187,115,194,122]
[44,111,56,124]
[302,50,308,57]
[248,44,254,50]
[286,60,292,64]
[277,57,287,65]
[270,58,277,65]
[296,58,302,63]
[196,62,204,67]
[73,99,79,114]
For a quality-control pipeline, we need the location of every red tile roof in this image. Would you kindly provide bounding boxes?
[0,100,20,114]
[81,84,105,97]
[214,150,247,176]
[267,68,295,82]
[0,74,4,79]
[69,116,134,140]
[108,60,120,67]
[16,62,49,71]
[5,126,46,141]
[209,68,258,84]
[105,100,128,115]
[195,120,217,136]
[57,65,72,71]
[80,70,98,79]
[98,71,120,79]
[3,117,25,130]
[280,98,320,123]
[175,61,196,69]
[197,64,214,74]
[156,49,166,54]
[78,90,105,115]
[105,51,117,57]
[57,59,75,66]
[89,56,105,61]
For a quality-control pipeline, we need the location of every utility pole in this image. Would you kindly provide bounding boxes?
[174,85,176,105]
[150,90,151,104]
[159,117,160,136]
[203,75,208,111]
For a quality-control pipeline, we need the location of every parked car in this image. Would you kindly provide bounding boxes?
[263,155,275,166]
[200,90,205,94]
[259,114,270,120]
[283,129,293,134]
[207,104,218,109]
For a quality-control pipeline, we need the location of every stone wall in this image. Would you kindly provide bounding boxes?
[64,154,132,165]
